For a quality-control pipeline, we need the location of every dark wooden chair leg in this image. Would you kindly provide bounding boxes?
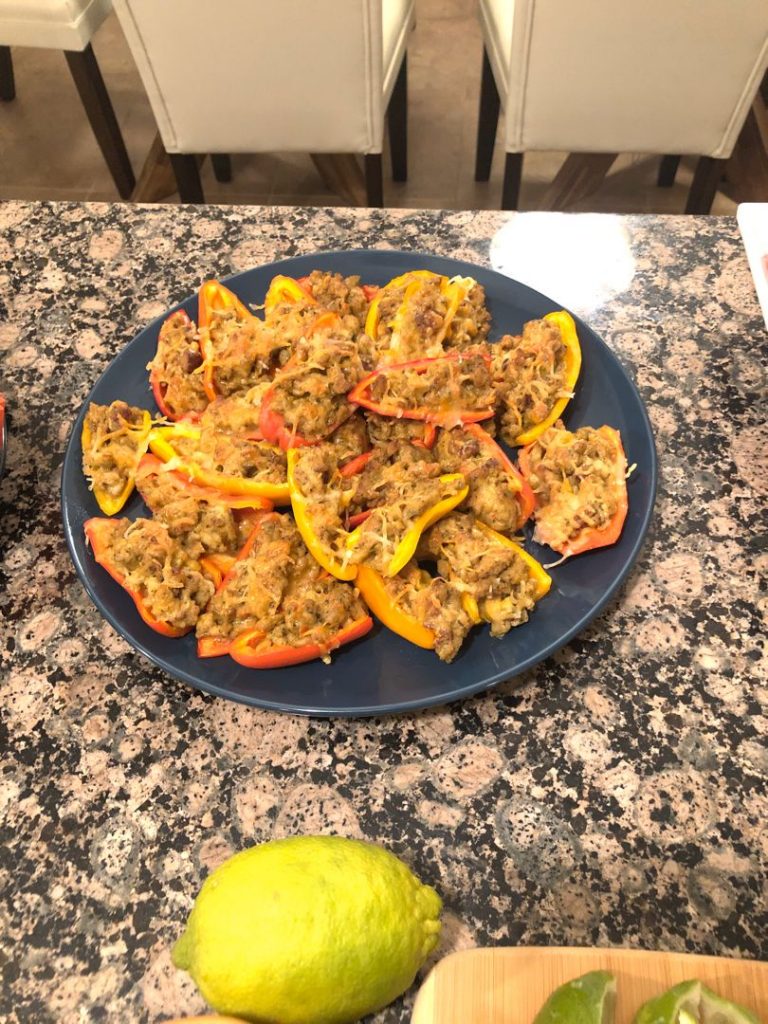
[658,154,681,187]
[501,153,523,210]
[685,156,726,213]
[475,46,501,181]
[64,45,135,199]
[387,54,407,182]
[0,46,15,102]
[364,153,383,207]
[211,154,232,183]
[169,154,204,203]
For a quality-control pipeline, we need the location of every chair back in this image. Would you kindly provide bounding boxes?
[114,0,385,154]
[503,0,768,157]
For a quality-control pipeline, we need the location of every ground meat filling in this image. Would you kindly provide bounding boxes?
[135,468,240,559]
[82,400,149,499]
[99,518,213,631]
[197,514,365,651]
[384,277,454,361]
[345,441,440,516]
[196,515,294,643]
[349,475,465,574]
[367,347,495,419]
[328,413,369,464]
[524,423,621,549]
[148,311,209,418]
[444,282,491,349]
[420,513,539,637]
[206,310,290,396]
[435,427,524,534]
[364,412,433,447]
[198,384,269,438]
[291,447,349,559]
[171,429,287,485]
[492,318,570,444]
[382,562,472,663]
[303,271,369,332]
[267,332,363,442]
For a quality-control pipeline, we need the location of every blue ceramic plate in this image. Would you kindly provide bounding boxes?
[62,250,656,717]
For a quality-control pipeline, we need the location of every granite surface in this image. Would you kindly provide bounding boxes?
[0,202,766,1023]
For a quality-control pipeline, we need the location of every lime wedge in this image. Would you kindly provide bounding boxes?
[533,970,616,1024]
[634,980,760,1024]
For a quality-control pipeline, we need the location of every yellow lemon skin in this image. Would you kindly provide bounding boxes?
[172,836,442,1024]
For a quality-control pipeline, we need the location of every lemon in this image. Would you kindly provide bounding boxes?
[172,836,442,1024]
[533,970,617,1024]
[633,980,760,1024]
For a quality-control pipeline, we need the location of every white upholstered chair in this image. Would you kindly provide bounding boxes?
[475,0,768,211]
[113,0,414,207]
[0,0,135,198]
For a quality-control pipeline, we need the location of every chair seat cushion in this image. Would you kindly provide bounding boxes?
[0,0,112,51]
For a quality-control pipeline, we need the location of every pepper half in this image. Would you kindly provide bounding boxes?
[355,564,436,650]
[518,425,628,558]
[149,309,204,422]
[286,448,357,581]
[198,280,258,402]
[264,275,316,315]
[258,312,354,451]
[229,614,373,669]
[135,453,273,510]
[513,310,583,446]
[364,270,442,341]
[346,472,468,577]
[84,517,189,637]
[148,423,289,504]
[348,350,495,429]
[82,407,152,516]
[462,423,536,527]
[474,521,552,601]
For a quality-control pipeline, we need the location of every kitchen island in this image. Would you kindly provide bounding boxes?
[0,202,765,1022]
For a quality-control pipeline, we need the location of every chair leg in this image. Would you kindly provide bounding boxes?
[364,153,383,207]
[0,46,15,101]
[475,46,501,181]
[211,154,232,183]
[685,156,726,214]
[64,45,135,199]
[657,154,681,188]
[387,54,407,182]
[169,154,204,203]
[501,153,523,210]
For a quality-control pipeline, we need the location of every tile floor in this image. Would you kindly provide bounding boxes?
[0,0,736,214]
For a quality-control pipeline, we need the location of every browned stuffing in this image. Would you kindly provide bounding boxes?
[135,466,240,559]
[327,413,369,463]
[171,429,286,485]
[82,400,149,498]
[197,513,365,649]
[147,311,208,418]
[492,318,570,444]
[99,517,213,631]
[380,562,472,662]
[368,347,495,419]
[267,329,363,442]
[206,309,291,396]
[291,445,349,560]
[198,384,269,437]
[444,282,492,349]
[435,426,525,533]
[523,422,620,549]
[420,513,539,637]
[346,441,440,515]
[349,475,465,574]
[303,271,369,331]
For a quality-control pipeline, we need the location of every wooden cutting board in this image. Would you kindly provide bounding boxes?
[411,947,768,1024]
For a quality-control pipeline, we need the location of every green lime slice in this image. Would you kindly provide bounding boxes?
[533,970,616,1024]
[633,980,761,1024]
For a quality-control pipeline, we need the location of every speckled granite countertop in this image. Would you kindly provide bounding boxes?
[0,202,766,1023]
